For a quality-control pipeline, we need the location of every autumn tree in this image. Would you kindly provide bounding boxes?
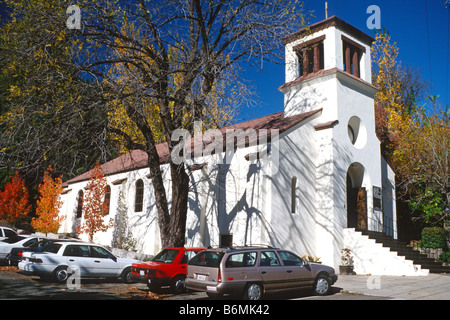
[31,166,65,234]
[71,0,307,248]
[0,171,31,225]
[0,0,117,185]
[372,29,429,156]
[372,30,448,227]
[392,100,449,226]
[79,163,113,242]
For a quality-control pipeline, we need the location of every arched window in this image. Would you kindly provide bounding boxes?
[135,179,144,212]
[76,190,83,218]
[104,185,111,215]
[291,176,297,214]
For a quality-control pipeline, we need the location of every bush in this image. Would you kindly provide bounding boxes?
[439,251,450,263]
[421,227,447,249]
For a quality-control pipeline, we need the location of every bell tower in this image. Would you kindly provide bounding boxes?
[279,16,376,119]
[278,17,393,270]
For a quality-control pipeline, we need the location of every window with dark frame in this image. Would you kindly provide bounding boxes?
[103,185,111,215]
[342,35,364,78]
[294,35,325,77]
[134,179,144,212]
[76,190,83,218]
[291,176,297,214]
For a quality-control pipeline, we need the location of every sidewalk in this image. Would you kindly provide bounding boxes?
[336,273,450,300]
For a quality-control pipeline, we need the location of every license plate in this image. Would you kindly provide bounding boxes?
[197,274,206,281]
[206,286,217,292]
[140,270,145,276]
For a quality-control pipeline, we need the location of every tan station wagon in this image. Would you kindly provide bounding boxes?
[185,246,338,300]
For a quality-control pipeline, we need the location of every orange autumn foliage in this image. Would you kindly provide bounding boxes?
[0,171,31,223]
[78,163,113,241]
[31,166,65,234]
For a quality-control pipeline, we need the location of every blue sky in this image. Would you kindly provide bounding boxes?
[1,0,447,123]
[239,0,450,122]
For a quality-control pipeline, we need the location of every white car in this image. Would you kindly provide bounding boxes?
[19,242,140,283]
[0,226,18,240]
[0,236,47,260]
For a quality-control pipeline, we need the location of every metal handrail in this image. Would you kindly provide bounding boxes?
[367,213,398,239]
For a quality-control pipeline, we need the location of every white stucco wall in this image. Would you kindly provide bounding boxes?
[57,17,399,274]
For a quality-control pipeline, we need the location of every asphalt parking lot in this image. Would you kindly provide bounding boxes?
[0,265,346,300]
[1,265,449,300]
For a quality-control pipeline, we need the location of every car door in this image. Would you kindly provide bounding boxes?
[258,250,286,291]
[223,251,257,283]
[89,245,120,277]
[63,244,94,277]
[278,251,313,289]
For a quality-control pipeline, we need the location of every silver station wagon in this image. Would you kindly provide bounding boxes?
[185,246,338,300]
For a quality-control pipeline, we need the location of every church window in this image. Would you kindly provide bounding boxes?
[76,190,83,218]
[104,185,111,215]
[135,179,144,212]
[294,35,325,77]
[291,176,297,214]
[342,35,364,78]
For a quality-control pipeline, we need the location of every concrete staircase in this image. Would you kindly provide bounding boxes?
[361,230,450,274]
[344,228,429,276]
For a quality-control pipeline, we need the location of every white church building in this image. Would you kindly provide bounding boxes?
[58,16,428,276]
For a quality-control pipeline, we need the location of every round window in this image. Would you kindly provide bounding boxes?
[347,116,367,149]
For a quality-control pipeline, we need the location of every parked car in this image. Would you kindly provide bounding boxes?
[6,239,80,266]
[131,247,205,293]
[18,242,140,283]
[185,246,338,300]
[0,236,47,260]
[0,226,18,241]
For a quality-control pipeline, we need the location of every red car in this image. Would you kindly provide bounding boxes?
[131,247,205,293]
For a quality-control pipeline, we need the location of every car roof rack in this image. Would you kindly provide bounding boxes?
[206,244,275,251]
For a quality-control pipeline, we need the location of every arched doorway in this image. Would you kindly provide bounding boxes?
[346,163,368,230]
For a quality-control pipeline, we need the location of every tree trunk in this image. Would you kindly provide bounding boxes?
[166,162,190,248]
[147,150,190,249]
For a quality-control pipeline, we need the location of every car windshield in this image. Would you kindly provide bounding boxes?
[188,251,224,268]
[152,249,179,263]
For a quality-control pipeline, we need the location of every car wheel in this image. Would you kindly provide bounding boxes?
[54,266,70,283]
[243,283,263,300]
[313,274,331,296]
[121,267,133,284]
[171,275,186,294]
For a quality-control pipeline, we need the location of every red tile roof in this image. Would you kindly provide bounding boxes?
[64,108,322,185]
